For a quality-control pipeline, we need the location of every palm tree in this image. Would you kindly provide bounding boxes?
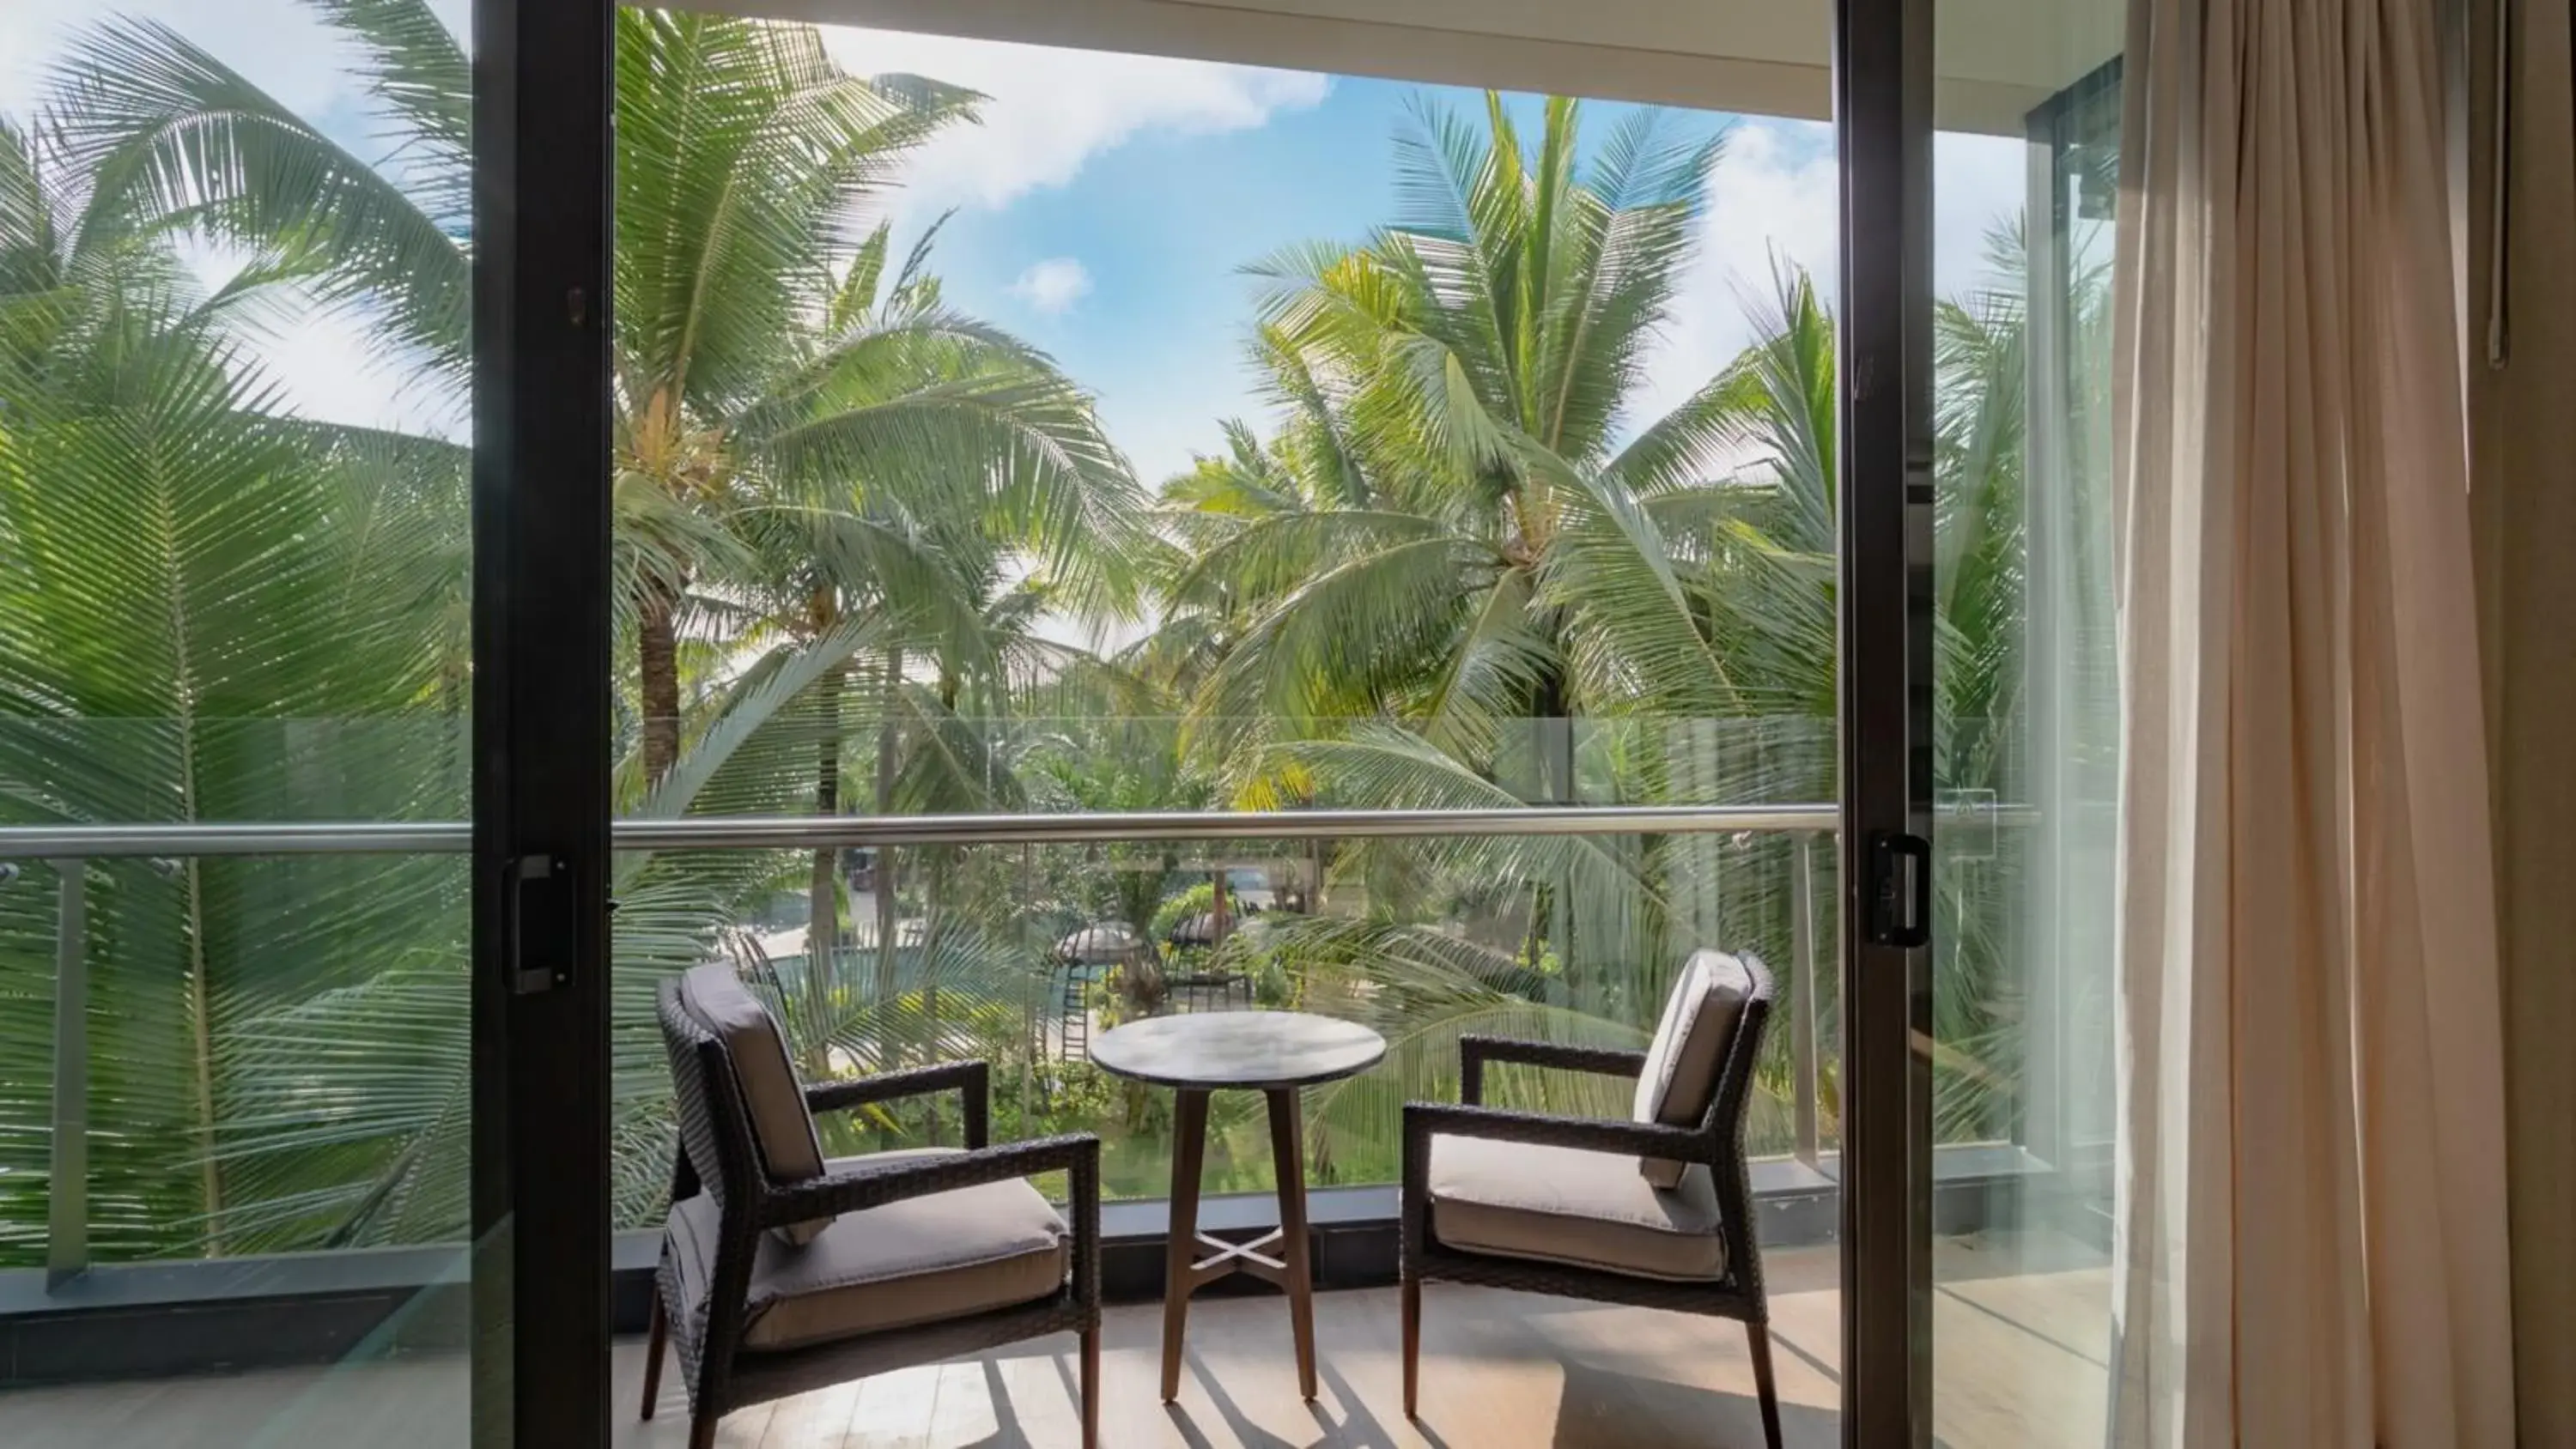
[1161,98,1798,1008]
[1153,99,1740,1080]
[1668,235,2044,1144]
[0,115,469,1256]
[610,16,1137,788]
[1168,98,2047,1158]
[1170,97,1749,778]
[54,6,1145,784]
[20,3,1147,1252]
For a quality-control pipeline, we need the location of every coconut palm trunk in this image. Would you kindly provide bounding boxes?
[873,644,903,1070]
[806,657,847,1077]
[638,574,685,789]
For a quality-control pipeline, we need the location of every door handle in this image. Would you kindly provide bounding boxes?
[507,852,568,995]
[1867,832,1932,949]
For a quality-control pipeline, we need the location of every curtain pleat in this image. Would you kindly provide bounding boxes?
[2109,1,2514,1444]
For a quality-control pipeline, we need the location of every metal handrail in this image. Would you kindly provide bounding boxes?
[0,801,2048,858]
[0,805,1816,858]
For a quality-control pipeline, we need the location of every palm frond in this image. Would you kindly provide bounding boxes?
[50,18,470,374]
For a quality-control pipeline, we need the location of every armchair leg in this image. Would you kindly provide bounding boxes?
[1400,1276,1421,1419]
[1080,1325,1102,1449]
[688,1410,720,1449]
[1747,1321,1783,1449]
[639,1290,667,1420]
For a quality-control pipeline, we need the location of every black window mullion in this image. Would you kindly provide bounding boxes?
[1834,0,1939,1441]
[470,1,617,1444]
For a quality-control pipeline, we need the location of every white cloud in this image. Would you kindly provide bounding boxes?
[247,307,463,440]
[816,25,1328,217]
[1631,120,1839,435]
[1931,131,2032,301]
[1009,257,1093,315]
[172,240,463,440]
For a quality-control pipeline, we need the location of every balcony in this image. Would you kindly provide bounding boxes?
[0,785,2107,1444]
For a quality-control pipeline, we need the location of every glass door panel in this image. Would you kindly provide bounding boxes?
[0,0,488,1439]
[1925,2,2124,1443]
[0,1,615,1442]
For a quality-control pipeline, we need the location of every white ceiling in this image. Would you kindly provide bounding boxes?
[709,0,2123,133]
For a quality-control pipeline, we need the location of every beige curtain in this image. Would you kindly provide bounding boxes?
[2110,0,2516,1444]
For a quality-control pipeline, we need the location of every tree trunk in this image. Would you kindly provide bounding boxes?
[872,645,903,1071]
[1547,709,1577,1007]
[1529,663,1577,1008]
[183,856,224,1252]
[922,847,947,1141]
[1020,843,1037,1118]
[638,573,684,790]
[916,671,962,1094]
[805,662,845,1078]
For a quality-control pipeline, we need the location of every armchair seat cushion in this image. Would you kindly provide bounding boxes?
[1426,1137,1726,1282]
[665,1149,1068,1352]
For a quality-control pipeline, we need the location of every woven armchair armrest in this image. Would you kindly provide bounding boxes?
[1403,1100,1704,1161]
[756,1133,1098,1228]
[805,1061,990,1148]
[1457,1036,1648,1106]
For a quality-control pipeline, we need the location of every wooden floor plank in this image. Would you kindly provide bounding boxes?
[766,1377,865,1449]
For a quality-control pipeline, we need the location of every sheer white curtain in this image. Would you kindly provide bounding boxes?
[2109,0,2516,1444]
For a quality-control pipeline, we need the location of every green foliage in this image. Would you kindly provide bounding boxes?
[4,4,1149,1261]
[1,15,2074,1268]
[1152,98,2045,1156]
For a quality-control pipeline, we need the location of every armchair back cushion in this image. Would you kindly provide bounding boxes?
[675,964,832,1244]
[1631,950,1755,1187]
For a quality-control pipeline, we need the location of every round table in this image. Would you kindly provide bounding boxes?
[1090,1010,1387,1404]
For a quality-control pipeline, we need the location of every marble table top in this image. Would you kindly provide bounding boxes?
[1088,1010,1387,1090]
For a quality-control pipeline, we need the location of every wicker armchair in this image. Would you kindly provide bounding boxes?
[1400,950,1780,1449]
[644,966,1102,1449]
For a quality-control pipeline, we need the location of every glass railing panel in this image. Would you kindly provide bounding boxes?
[2,760,2056,1255]
[0,720,471,1276]
[611,822,1849,1210]
[599,712,1877,1223]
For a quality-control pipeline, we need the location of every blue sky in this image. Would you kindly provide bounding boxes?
[3,3,2024,487]
[824,22,2011,489]
[814,21,1997,488]
[904,76,1748,484]
[914,70,1431,485]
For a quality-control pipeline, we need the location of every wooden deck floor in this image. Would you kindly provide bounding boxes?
[0,1237,2108,1448]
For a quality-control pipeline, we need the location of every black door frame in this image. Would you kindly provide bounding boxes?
[1834,0,1938,1441]
[470,0,618,1443]
[450,0,1944,1441]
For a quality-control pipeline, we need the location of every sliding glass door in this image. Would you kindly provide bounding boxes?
[0,1,612,1444]
[1838,0,2128,1440]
